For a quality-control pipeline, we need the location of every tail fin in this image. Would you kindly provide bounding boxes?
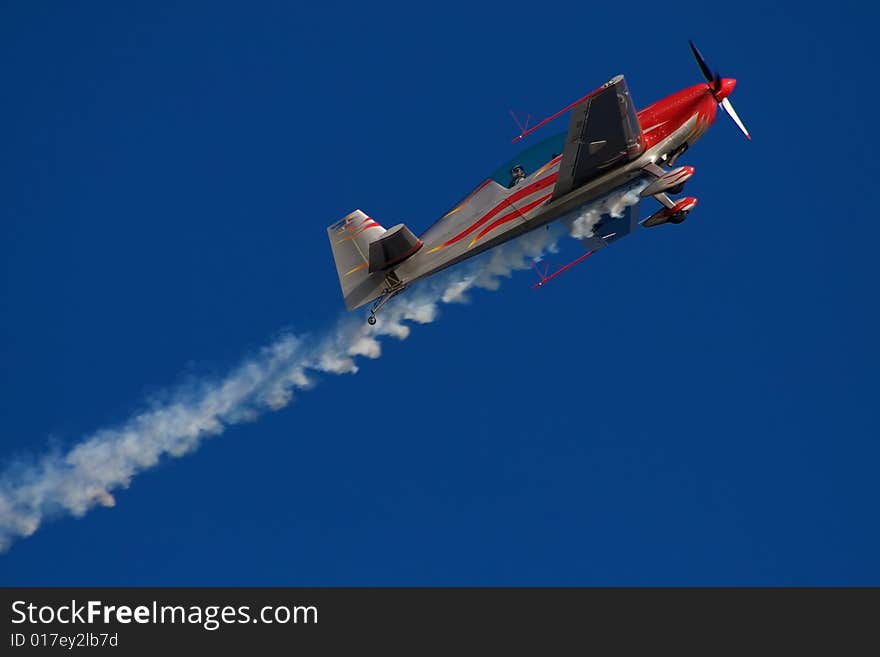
[327,210,387,310]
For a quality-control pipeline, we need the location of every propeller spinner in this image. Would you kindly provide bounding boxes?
[688,40,751,140]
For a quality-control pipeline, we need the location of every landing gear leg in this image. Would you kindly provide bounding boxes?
[366,272,407,326]
[665,143,689,167]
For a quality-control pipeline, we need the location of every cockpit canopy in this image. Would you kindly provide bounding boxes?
[490,132,565,188]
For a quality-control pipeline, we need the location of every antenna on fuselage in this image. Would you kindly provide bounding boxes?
[508,109,531,136]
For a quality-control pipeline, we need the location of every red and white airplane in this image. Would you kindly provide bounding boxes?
[328,42,749,324]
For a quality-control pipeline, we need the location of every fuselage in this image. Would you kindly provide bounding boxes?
[395,80,726,286]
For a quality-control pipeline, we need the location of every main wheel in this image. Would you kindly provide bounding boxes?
[367,315,377,325]
[668,212,687,225]
[668,183,685,194]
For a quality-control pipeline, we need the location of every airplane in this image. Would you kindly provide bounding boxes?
[328,41,749,325]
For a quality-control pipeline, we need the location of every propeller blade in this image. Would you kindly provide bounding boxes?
[688,40,715,86]
[720,97,751,140]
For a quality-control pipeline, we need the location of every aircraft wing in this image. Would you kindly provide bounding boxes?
[552,75,643,200]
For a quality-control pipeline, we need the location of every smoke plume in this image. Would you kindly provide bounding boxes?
[566,180,647,239]
[0,188,641,552]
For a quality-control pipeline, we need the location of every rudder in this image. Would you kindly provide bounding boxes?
[327,210,387,310]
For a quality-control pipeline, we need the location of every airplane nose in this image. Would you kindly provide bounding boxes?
[714,77,737,101]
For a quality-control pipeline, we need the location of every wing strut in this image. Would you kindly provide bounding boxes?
[531,251,596,289]
[509,110,531,135]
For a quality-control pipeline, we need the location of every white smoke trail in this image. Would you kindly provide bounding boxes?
[0,189,641,552]
[566,180,647,239]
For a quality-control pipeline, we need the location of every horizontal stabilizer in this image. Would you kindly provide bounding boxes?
[368,224,423,273]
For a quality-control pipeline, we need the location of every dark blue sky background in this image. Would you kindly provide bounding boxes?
[2,1,878,584]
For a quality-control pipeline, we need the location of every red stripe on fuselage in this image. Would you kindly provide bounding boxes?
[471,192,553,245]
[439,173,558,249]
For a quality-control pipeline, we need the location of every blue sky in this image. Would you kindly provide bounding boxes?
[1,1,878,584]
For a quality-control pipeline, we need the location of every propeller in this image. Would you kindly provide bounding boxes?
[688,40,751,140]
